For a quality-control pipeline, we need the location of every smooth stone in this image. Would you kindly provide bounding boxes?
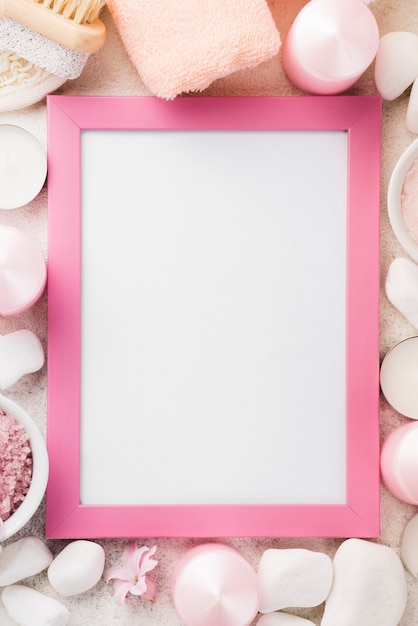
[2,585,69,626]
[0,537,53,585]
[407,78,418,134]
[385,258,418,329]
[0,329,44,389]
[258,548,333,613]
[375,32,418,100]
[321,538,407,626]
[48,540,105,596]
[258,613,315,625]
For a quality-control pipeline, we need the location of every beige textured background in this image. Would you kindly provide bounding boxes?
[0,0,417,623]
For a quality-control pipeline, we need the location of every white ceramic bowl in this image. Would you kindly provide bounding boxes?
[388,138,418,262]
[0,395,49,541]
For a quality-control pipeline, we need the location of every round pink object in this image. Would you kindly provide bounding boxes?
[171,543,260,626]
[0,225,46,316]
[282,0,379,95]
[381,421,418,504]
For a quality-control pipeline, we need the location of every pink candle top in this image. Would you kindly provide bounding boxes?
[381,421,418,505]
[0,225,46,316]
[282,0,379,95]
[171,543,260,626]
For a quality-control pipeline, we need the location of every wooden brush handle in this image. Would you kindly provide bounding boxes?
[0,0,106,54]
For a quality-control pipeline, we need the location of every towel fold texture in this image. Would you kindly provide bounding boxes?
[107,0,281,99]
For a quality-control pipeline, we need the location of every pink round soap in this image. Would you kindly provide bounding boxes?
[0,225,46,316]
[381,421,418,504]
[171,543,260,626]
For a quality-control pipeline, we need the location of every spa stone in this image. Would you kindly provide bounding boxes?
[321,538,407,626]
[258,548,333,613]
[2,585,69,626]
[48,540,105,596]
[385,258,418,329]
[258,613,315,625]
[375,32,418,100]
[0,537,52,585]
[0,329,44,389]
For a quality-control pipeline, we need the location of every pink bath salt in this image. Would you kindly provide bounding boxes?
[401,157,418,247]
[0,409,32,521]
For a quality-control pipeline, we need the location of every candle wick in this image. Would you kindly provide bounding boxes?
[335,32,353,60]
[204,594,222,612]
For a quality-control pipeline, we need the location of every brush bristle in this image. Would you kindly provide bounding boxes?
[32,0,106,24]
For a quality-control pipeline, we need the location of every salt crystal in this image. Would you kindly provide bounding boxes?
[2,585,69,626]
[0,410,32,521]
[321,538,407,626]
[258,548,333,613]
[0,537,53,585]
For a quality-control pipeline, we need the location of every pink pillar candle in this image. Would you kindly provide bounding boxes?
[171,543,260,626]
[282,0,379,95]
[0,226,46,316]
[381,421,418,504]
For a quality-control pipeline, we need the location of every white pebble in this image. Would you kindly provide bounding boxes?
[48,540,105,596]
[258,548,333,613]
[407,78,418,134]
[0,537,52,585]
[0,330,44,389]
[375,32,418,100]
[385,258,418,329]
[321,539,407,626]
[258,613,315,625]
[2,585,69,626]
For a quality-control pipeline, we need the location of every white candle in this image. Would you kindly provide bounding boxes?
[171,544,260,626]
[0,225,46,316]
[380,337,418,419]
[0,125,47,210]
[282,0,379,95]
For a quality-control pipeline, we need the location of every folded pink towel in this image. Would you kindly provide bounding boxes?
[107,0,281,99]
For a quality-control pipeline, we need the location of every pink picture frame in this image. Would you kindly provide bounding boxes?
[46,95,381,539]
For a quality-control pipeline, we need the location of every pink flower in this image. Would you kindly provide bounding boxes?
[105,543,158,606]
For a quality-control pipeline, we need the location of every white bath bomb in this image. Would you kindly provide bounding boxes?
[258,613,315,625]
[258,548,333,613]
[2,585,69,626]
[48,540,105,596]
[375,32,418,100]
[0,537,52,585]
[321,538,407,626]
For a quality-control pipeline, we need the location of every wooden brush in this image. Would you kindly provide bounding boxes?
[0,0,106,54]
